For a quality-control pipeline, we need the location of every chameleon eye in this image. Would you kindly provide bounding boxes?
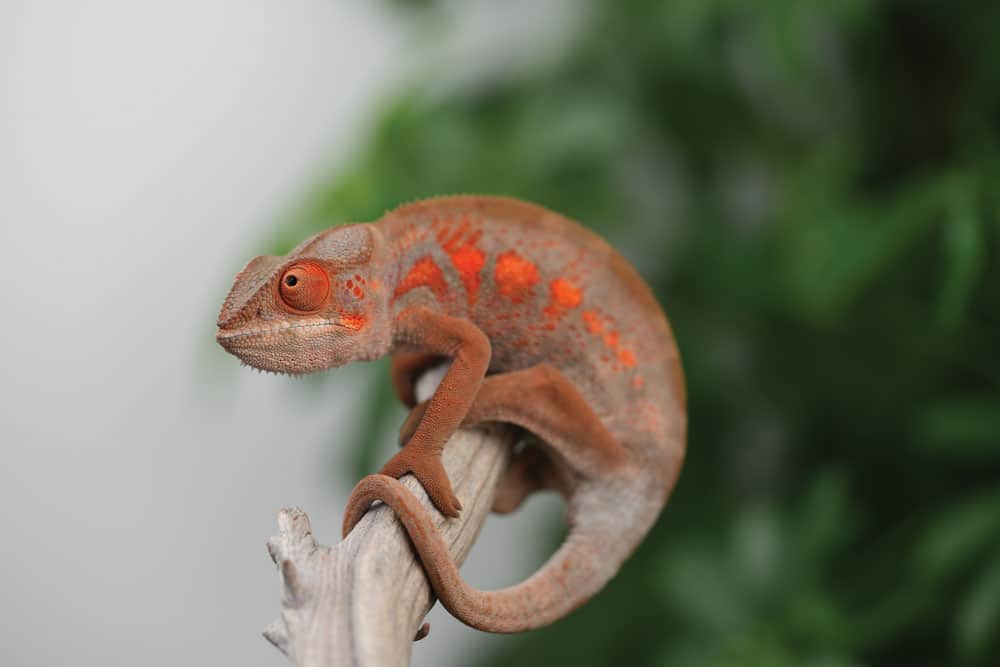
[278,262,329,312]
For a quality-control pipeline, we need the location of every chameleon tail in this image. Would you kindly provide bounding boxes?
[343,473,649,634]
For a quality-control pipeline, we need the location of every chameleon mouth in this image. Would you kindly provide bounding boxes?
[215,320,347,354]
[216,320,350,375]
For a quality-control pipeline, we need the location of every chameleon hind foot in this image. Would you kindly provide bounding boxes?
[492,443,562,514]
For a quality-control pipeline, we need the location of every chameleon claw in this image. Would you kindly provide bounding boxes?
[414,622,430,641]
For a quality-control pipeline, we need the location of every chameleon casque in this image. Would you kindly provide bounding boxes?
[216,196,686,633]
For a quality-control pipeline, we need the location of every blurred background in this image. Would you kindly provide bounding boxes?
[3,1,999,666]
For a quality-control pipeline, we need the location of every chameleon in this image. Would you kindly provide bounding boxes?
[216,195,686,633]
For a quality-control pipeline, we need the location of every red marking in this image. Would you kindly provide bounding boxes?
[354,274,361,282]
[582,310,603,334]
[396,224,430,256]
[435,216,486,306]
[346,280,354,289]
[632,376,645,389]
[494,251,539,303]
[449,244,485,306]
[437,218,467,248]
[430,216,447,237]
[544,278,583,320]
[353,287,364,299]
[341,313,367,330]
[550,279,582,309]
[581,308,635,372]
[437,216,481,249]
[394,256,448,300]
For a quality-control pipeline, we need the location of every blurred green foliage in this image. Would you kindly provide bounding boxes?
[266,1,1000,664]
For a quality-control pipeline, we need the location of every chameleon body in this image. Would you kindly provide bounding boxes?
[217,196,686,633]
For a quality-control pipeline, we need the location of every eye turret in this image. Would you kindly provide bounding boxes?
[278,262,330,312]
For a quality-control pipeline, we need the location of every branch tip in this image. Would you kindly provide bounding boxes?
[263,619,289,654]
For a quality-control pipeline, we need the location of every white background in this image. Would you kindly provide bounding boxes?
[1,1,577,665]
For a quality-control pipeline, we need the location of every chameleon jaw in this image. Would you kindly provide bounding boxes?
[215,318,344,344]
[216,319,353,374]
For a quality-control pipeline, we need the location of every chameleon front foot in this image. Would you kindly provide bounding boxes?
[380,446,463,517]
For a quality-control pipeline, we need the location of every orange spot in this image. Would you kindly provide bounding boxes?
[582,308,635,372]
[449,244,485,306]
[632,375,645,389]
[438,219,468,248]
[550,278,582,309]
[582,310,603,334]
[431,216,448,240]
[544,278,583,319]
[341,313,367,330]
[435,216,486,306]
[494,251,539,303]
[394,256,448,300]
[353,287,364,299]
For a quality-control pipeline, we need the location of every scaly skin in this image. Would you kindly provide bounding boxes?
[217,196,686,633]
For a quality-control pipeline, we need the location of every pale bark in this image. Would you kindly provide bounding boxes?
[264,368,513,666]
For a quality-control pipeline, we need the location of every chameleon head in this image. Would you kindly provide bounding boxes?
[216,224,391,374]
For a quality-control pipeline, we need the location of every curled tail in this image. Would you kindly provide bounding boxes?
[343,473,649,634]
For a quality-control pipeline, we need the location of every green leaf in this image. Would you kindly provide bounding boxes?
[731,504,783,598]
[777,157,953,323]
[791,469,855,570]
[912,489,1000,583]
[955,550,1000,661]
[913,395,1000,458]
[936,184,985,328]
[660,545,748,634]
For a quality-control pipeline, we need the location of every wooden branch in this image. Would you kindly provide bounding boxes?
[264,369,514,667]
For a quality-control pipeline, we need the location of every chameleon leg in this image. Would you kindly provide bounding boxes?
[390,350,445,408]
[397,399,430,446]
[463,363,628,505]
[491,444,562,514]
[344,367,650,633]
[398,398,559,513]
[395,362,626,513]
[380,307,492,518]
